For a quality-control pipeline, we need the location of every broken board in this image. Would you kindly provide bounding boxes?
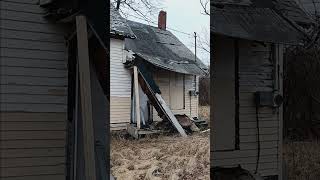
[127,124,161,139]
[155,93,187,136]
[134,63,187,137]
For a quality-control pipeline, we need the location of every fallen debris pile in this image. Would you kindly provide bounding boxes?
[111,132,210,180]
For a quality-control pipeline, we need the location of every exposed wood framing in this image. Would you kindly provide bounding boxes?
[135,66,187,137]
[76,15,96,180]
[133,66,141,129]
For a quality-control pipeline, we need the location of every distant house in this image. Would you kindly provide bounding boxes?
[211,0,312,179]
[110,7,207,131]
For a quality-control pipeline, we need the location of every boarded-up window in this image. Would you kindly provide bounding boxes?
[169,72,185,110]
[212,36,239,151]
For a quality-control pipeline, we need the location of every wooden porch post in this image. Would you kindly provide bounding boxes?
[133,66,141,129]
[76,15,96,180]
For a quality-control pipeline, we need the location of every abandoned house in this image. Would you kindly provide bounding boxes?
[110,7,207,134]
[0,0,109,180]
[211,0,314,179]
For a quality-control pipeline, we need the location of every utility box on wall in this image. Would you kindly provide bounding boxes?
[255,91,274,107]
[255,91,284,108]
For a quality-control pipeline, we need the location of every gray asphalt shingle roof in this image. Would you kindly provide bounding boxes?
[125,21,207,76]
[110,5,136,38]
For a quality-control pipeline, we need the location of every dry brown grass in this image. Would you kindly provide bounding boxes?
[111,132,210,180]
[283,141,320,180]
[199,106,210,123]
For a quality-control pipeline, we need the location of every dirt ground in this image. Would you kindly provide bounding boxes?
[111,132,210,180]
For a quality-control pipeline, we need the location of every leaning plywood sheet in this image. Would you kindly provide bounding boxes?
[135,63,187,137]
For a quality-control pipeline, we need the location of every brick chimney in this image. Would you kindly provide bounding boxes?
[158,11,167,30]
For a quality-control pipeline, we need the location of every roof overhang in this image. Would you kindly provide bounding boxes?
[133,53,207,76]
[41,0,108,48]
[211,5,305,45]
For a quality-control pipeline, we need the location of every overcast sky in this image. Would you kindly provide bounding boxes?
[122,0,210,65]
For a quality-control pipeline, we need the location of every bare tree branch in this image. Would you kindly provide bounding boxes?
[113,0,163,23]
[312,0,318,20]
[197,27,210,53]
[200,0,210,15]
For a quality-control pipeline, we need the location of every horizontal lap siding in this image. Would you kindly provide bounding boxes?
[110,38,131,129]
[0,113,66,179]
[153,70,199,121]
[0,1,67,179]
[110,96,131,130]
[212,40,279,177]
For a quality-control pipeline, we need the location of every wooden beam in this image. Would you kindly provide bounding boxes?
[135,67,187,137]
[277,44,284,180]
[133,66,141,129]
[76,15,96,180]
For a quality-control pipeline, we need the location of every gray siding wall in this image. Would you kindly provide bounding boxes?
[212,36,282,177]
[0,0,68,179]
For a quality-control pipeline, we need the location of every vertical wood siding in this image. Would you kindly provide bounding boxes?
[212,38,280,177]
[110,38,131,129]
[153,69,199,122]
[0,1,68,179]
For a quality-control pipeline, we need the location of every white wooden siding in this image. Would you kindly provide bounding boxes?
[212,38,280,177]
[0,1,67,179]
[153,69,199,122]
[110,38,131,97]
[110,96,131,130]
[110,38,132,128]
